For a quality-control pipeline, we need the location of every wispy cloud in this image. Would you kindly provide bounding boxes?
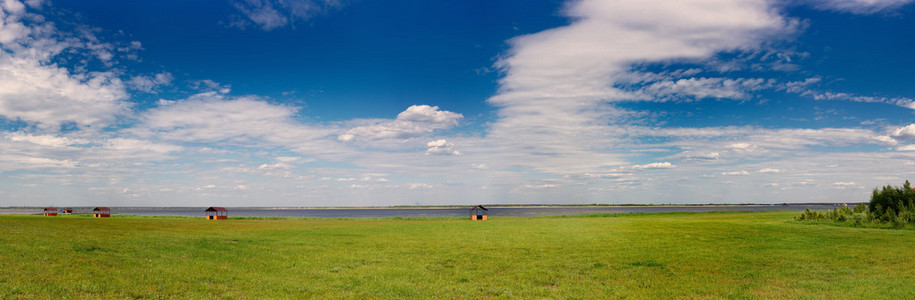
[0,0,133,130]
[229,0,346,31]
[809,0,915,14]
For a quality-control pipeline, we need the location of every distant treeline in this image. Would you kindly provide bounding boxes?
[797,180,915,228]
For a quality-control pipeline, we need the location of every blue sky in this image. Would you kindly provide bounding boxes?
[1,0,915,207]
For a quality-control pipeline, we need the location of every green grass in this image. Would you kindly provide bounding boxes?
[1,212,913,298]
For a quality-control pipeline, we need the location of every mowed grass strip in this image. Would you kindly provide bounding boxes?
[1,212,913,298]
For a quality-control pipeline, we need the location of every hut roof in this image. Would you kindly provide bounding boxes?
[93,207,111,212]
[44,207,57,211]
[205,207,228,212]
[472,205,488,211]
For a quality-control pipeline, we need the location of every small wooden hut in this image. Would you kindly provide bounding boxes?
[205,207,228,220]
[93,207,111,218]
[61,208,73,215]
[43,207,58,216]
[470,205,488,221]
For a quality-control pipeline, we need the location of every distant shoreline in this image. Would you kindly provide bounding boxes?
[1,202,863,211]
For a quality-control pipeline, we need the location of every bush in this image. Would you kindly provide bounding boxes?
[798,180,915,228]
[870,180,915,219]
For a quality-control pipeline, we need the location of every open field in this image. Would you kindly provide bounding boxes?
[1,212,913,298]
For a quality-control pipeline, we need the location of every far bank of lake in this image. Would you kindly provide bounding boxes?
[0,204,846,218]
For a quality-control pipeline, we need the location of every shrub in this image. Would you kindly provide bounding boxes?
[799,180,915,228]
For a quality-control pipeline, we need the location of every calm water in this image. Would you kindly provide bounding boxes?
[0,205,847,218]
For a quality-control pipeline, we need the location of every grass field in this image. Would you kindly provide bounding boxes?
[1,211,913,298]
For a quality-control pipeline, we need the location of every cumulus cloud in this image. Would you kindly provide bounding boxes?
[759,168,781,173]
[426,139,460,156]
[891,124,915,141]
[338,105,462,142]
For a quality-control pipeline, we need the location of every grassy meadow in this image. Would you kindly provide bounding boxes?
[1,211,914,298]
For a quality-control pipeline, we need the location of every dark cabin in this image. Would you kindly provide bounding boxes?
[470,205,488,221]
[43,207,58,216]
[93,207,111,218]
[205,207,228,220]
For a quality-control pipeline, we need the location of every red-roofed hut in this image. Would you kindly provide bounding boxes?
[470,205,488,221]
[43,207,57,216]
[205,207,228,220]
[93,207,111,218]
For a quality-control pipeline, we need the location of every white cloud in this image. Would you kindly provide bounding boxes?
[722,170,750,176]
[196,184,217,190]
[232,0,287,30]
[0,54,129,130]
[810,0,914,14]
[875,135,898,145]
[128,72,173,93]
[136,93,305,142]
[408,183,433,190]
[897,144,915,151]
[785,77,822,93]
[728,143,754,150]
[339,105,462,142]
[275,156,301,163]
[0,154,77,169]
[257,163,292,170]
[891,124,915,141]
[523,184,558,189]
[808,91,915,110]
[481,0,793,174]
[634,77,774,101]
[0,1,130,130]
[759,168,781,173]
[190,79,231,94]
[230,0,345,31]
[687,152,721,160]
[630,162,674,170]
[104,138,182,154]
[7,133,87,147]
[426,139,461,156]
